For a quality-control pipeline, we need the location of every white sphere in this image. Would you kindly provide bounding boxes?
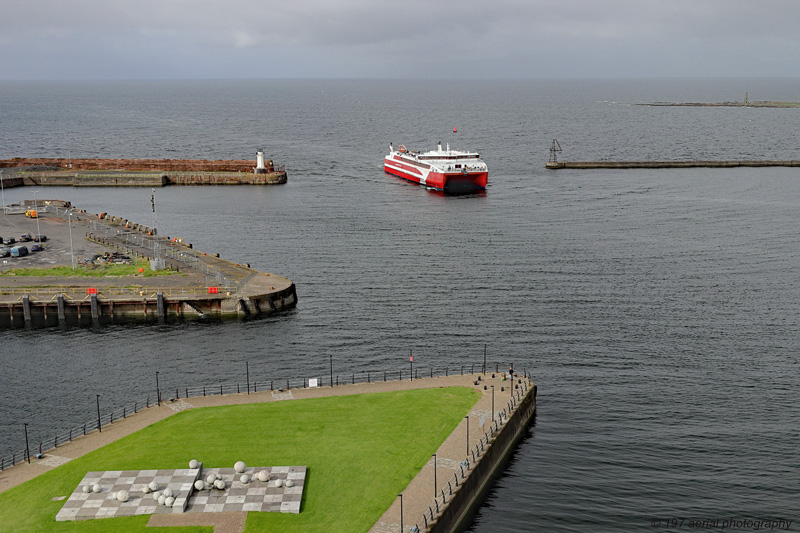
[152,490,162,501]
[148,481,159,491]
[215,474,222,480]
[194,480,205,491]
[158,495,166,505]
[257,470,269,482]
[189,459,199,469]
[234,461,246,473]
[274,479,283,488]
[214,479,226,490]
[116,490,129,502]
[165,496,175,507]
[206,474,217,484]
[82,485,90,494]
[92,484,102,493]
[204,482,212,490]
[240,474,250,484]
[285,479,294,488]
[163,487,174,498]
[143,485,152,494]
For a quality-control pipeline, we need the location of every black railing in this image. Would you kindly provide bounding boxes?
[1,362,529,473]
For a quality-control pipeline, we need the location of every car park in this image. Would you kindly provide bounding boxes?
[19,233,33,242]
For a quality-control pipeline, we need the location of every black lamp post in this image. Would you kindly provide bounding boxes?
[156,371,161,406]
[433,453,437,496]
[399,493,403,532]
[329,354,333,387]
[96,395,101,432]
[483,344,487,375]
[24,423,30,464]
[491,385,495,422]
[246,362,250,395]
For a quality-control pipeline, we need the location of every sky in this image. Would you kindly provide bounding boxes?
[1,0,798,80]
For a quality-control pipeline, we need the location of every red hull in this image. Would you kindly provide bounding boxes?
[384,165,487,191]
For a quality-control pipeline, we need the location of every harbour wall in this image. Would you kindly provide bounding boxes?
[426,379,537,533]
[546,160,800,169]
[0,284,297,328]
[9,170,286,187]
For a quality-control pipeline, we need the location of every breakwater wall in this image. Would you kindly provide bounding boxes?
[546,160,800,169]
[424,377,537,533]
[10,170,286,187]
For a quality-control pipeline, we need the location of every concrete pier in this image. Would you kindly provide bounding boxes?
[546,160,800,169]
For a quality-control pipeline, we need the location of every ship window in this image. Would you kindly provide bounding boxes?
[455,164,461,168]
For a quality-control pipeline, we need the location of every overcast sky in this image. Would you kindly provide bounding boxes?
[1,0,798,80]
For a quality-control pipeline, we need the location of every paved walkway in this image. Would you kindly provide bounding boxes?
[0,372,528,532]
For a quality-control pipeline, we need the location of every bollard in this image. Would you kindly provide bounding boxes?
[69,429,72,441]
[134,402,138,413]
[220,384,223,395]
[287,379,290,390]
[352,374,354,385]
[384,372,387,382]
[203,386,206,396]
[431,368,433,378]
[185,388,188,398]
[83,424,86,436]
[54,435,58,447]
[237,383,240,394]
[368,372,370,383]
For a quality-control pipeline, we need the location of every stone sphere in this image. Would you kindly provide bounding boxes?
[215,473,222,480]
[116,490,129,502]
[189,459,199,469]
[234,461,246,473]
[194,480,205,491]
[240,474,250,484]
[82,485,91,494]
[285,479,294,488]
[152,490,162,501]
[163,487,174,498]
[92,484,102,493]
[206,474,217,484]
[143,485,152,494]
[214,479,226,490]
[165,496,175,507]
[158,494,167,506]
[257,470,270,482]
[275,479,283,488]
[149,480,159,492]
[204,482,212,490]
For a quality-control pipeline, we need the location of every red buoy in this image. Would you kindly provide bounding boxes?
[453,126,457,133]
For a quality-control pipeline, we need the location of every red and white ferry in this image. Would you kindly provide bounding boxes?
[384,142,488,192]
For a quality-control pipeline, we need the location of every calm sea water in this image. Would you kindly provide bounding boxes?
[1,78,799,531]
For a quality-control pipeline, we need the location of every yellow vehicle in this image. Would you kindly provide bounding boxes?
[25,209,38,218]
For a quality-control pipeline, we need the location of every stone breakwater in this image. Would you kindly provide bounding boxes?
[0,158,287,186]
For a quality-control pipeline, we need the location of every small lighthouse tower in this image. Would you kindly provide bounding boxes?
[255,149,267,174]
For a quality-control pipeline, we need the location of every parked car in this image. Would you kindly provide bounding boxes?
[19,233,33,242]
[34,234,47,242]
[0,246,9,257]
[30,243,43,252]
[3,237,15,245]
[10,246,29,257]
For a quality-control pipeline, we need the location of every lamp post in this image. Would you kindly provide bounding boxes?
[246,362,250,395]
[399,493,403,533]
[68,211,75,270]
[96,395,101,433]
[465,415,469,457]
[156,372,161,406]
[33,190,41,244]
[433,453,437,496]
[329,354,333,387]
[1,170,5,215]
[24,423,30,464]
[483,344,487,375]
[491,385,495,422]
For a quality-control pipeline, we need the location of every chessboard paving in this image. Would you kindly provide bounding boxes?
[55,465,306,521]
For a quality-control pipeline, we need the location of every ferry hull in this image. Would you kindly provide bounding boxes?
[384,164,487,191]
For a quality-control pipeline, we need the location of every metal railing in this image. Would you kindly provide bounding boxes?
[0,361,526,475]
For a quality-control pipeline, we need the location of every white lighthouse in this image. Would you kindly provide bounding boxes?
[255,149,267,174]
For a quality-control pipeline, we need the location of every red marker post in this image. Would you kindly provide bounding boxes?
[409,350,413,382]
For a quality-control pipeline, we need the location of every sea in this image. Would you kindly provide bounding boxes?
[1,78,799,531]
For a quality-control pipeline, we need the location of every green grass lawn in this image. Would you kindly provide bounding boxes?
[0,258,176,278]
[0,387,479,532]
